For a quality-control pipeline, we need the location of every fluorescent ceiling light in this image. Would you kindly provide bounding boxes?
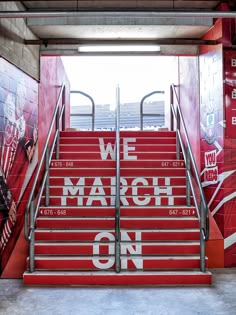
[78,45,161,52]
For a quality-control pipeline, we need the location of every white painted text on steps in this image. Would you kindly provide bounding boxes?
[61,176,175,206]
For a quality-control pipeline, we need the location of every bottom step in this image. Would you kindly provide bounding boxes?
[23,271,212,286]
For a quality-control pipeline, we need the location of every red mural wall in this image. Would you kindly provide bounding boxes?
[177,54,224,267]
[1,56,70,278]
[178,56,200,170]
[199,16,236,267]
[223,50,236,266]
[199,43,225,267]
[0,57,38,273]
[39,56,70,157]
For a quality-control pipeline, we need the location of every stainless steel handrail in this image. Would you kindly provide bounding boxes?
[140,90,165,130]
[170,83,209,272]
[115,85,121,273]
[70,90,95,130]
[24,84,66,272]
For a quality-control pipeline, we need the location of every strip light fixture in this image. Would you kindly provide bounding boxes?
[78,45,161,52]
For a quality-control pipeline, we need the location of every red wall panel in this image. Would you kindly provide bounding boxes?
[178,56,200,170]
[38,56,70,157]
[200,18,236,266]
[221,50,236,264]
[1,56,70,278]
[224,50,236,138]
[0,57,38,273]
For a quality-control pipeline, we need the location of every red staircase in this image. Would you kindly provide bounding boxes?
[23,130,212,285]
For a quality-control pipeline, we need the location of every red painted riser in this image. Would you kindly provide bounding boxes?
[60,137,176,145]
[51,160,115,168]
[38,206,197,218]
[48,186,187,196]
[26,129,212,285]
[60,131,176,138]
[53,152,179,160]
[49,176,187,186]
[120,207,197,217]
[23,271,211,286]
[49,168,186,177]
[59,144,177,152]
[50,160,185,169]
[34,242,201,256]
[30,256,204,270]
[35,230,200,242]
[41,196,189,206]
[50,168,116,177]
[36,217,199,229]
[39,207,115,217]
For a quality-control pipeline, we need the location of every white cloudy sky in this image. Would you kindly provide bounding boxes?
[62,56,178,108]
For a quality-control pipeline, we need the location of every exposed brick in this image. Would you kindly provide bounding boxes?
[0,2,39,80]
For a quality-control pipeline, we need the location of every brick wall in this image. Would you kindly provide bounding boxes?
[0,2,40,80]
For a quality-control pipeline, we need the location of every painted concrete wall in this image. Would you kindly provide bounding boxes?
[0,56,39,273]
[199,16,236,267]
[1,56,70,278]
[0,2,40,80]
[38,56,70,158]
[178,56,200,170]
[222,50,236,267]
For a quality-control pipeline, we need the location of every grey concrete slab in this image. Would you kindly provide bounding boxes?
[0,269,236,315]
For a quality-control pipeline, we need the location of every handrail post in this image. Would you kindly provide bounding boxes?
[140,98,143,131]
[140,90,165,131]
[115,85,121,273]
[170,84,209,274]
[200,199,206,272]
[45,147,50,207]
[186,148,191,206]
[56,106,60,160]
[62,86,66,131]
[170,85,174,131]
[176,107,180,160]
[29,201,35,273]
[24,83,66,278]
[70,90,95,130]
[92,98,95,131]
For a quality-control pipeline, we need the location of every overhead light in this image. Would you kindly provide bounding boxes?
[78,45,161,52]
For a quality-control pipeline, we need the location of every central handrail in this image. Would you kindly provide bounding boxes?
[24,84,66,272]
[170,83,209,272]
[70,90,95,130]
[115,85,121,273]
[140,90,165,130]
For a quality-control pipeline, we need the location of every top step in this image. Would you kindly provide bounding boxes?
[60,131,176,138]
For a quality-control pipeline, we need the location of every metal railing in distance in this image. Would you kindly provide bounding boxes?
[70,90,95,130]
[140,90,165,130]
[115,85,121,273]
[24,84,66,273]
[170,84,209,273]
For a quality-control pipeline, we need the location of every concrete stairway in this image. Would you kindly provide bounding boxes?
[23,130,211,285]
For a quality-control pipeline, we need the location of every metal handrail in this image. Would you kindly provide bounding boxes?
[24,84,66,272]
[115,85,121,273]
[170,83,209,272]
[140,90,165,130]
[70,90,95,130]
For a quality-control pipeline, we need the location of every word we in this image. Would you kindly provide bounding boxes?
[99,138,137,160]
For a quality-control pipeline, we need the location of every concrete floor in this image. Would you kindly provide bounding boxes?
[0,269,236,315]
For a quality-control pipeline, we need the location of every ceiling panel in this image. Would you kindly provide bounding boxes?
[29,24,210,39]
[17,0,233,55]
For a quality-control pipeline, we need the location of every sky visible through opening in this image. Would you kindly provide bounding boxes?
[62,56,178,109]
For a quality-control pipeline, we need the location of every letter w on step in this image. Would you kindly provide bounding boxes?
[99,138,115,160]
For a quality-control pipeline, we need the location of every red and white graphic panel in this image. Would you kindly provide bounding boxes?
[224,50,236,139]
[0,57,38,264]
